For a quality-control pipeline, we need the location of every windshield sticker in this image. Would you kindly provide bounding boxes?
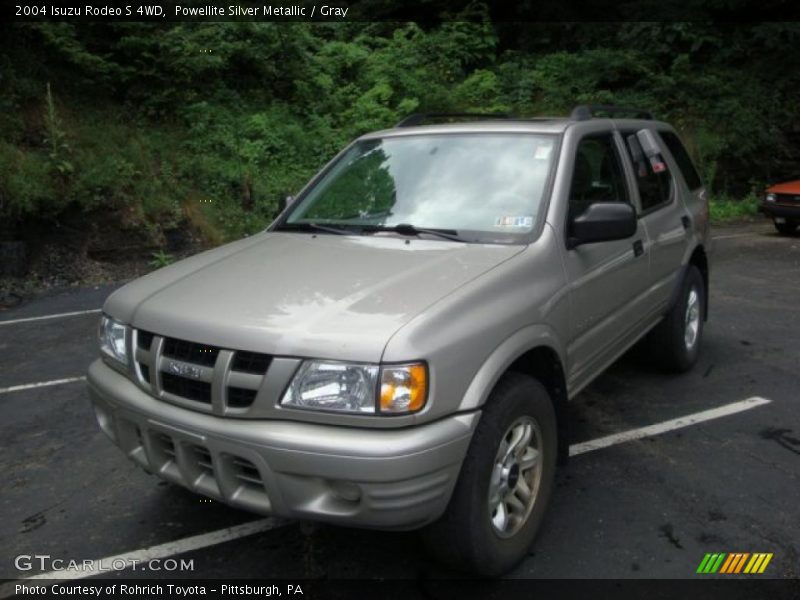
[495,216,534,228]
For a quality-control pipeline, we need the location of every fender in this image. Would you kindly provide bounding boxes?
[666,243,709,321]
[664,263,688,316]
[458,323,567,412]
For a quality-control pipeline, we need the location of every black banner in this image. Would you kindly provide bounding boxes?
[3,579,800,600]
[4,0,800,23]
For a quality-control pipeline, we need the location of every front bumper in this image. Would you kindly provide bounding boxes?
[760,203,800,219]
[88,360,478,530]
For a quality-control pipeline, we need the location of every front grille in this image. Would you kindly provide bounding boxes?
[118,422,271,511]
[163,337,219,367]
[193,445,214,475]
[156,433,176,458]
[232,457,263,486]
[232,351,272,374]
[162,372,212,404]
[775,193,800,205]
[137,330,154,350]
[140,364,151,384]
[133,329,271,414]
[227,387,257,408]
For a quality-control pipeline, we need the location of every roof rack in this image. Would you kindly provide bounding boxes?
[570,104,654,121]
[395,112,513,128]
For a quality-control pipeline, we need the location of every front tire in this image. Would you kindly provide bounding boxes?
[422,373,557,577]
[774,219,798,235]
[647,265,705,373]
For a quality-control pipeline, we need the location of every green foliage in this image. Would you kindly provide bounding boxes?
[709,194,759,222]
[0,141,58,218]
[452,70,508,112]
[44,83,73,175]
[1,21,798,241]
[149,249,175,268]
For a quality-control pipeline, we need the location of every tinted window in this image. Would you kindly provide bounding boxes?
[624,133,672,212]
[660,131,703,190]
[568,134,629,219]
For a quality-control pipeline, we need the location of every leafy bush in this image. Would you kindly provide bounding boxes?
[150,249,175,268]
[1,21,798,243]
[0,141,58,218]
[709,194,759,222]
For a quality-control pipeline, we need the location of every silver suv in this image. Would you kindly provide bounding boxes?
[88,105,710,576]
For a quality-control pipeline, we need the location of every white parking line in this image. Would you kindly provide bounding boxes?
[0,377,87,395]
[711,232,757,241]
[4,396,772,586]
[0,308,101,326]
[569,396,771,456]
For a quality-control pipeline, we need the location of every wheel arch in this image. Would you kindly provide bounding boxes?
[459,325,570,465]
[668,244,709,321]
[506,347,570,465]
[689,244,709,320]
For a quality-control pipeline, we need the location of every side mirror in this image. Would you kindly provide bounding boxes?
[283,195,294,210]
[568,202,637,249]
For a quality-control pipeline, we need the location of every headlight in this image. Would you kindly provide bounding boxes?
[98,315,128,365]
[281,360,428,415]
[282,361,379,413]
[766,193,776,203]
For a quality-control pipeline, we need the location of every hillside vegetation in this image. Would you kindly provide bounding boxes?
[2,20,799,248]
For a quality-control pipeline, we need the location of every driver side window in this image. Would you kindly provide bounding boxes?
[568,134,630,220]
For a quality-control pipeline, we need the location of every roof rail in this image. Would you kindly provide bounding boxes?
[395,112,513,128]
[570,104,654,121]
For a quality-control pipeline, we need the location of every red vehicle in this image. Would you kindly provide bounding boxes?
[761,180,800,235]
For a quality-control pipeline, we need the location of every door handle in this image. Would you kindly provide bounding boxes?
[681,215,691,230]
[633,240,644,257]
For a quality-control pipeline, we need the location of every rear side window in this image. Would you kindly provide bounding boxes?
[659,131,703,191]
[624,133,672,212]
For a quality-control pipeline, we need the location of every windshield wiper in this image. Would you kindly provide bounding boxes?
[276,222,356,236]
[366,223,465,243]
[278,221,466,242]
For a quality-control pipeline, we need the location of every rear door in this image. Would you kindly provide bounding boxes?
[562,132,651,393]
[658,129,709,237]
[620,128,690,316]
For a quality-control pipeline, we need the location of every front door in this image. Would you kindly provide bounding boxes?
[563,132,651,394]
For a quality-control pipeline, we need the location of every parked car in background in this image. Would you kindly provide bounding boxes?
[88,105,710,577]
[761,180,800,235]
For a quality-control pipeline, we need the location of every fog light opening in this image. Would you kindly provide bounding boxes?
[330,480,362,503]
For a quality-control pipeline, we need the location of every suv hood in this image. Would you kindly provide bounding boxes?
[105,232,524,362]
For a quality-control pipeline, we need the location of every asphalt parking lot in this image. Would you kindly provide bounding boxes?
[1,220,798,584]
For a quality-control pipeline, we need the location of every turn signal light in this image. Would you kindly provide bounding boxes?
[379,363,427,414]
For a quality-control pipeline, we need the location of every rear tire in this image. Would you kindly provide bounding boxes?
[646,265,705,373]
[774,219,798,235]
[422,373,557,577]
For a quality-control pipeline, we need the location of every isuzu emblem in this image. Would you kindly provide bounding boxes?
[166,361,202,380]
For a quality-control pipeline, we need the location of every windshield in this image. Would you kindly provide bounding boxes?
[282,133,557,243]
